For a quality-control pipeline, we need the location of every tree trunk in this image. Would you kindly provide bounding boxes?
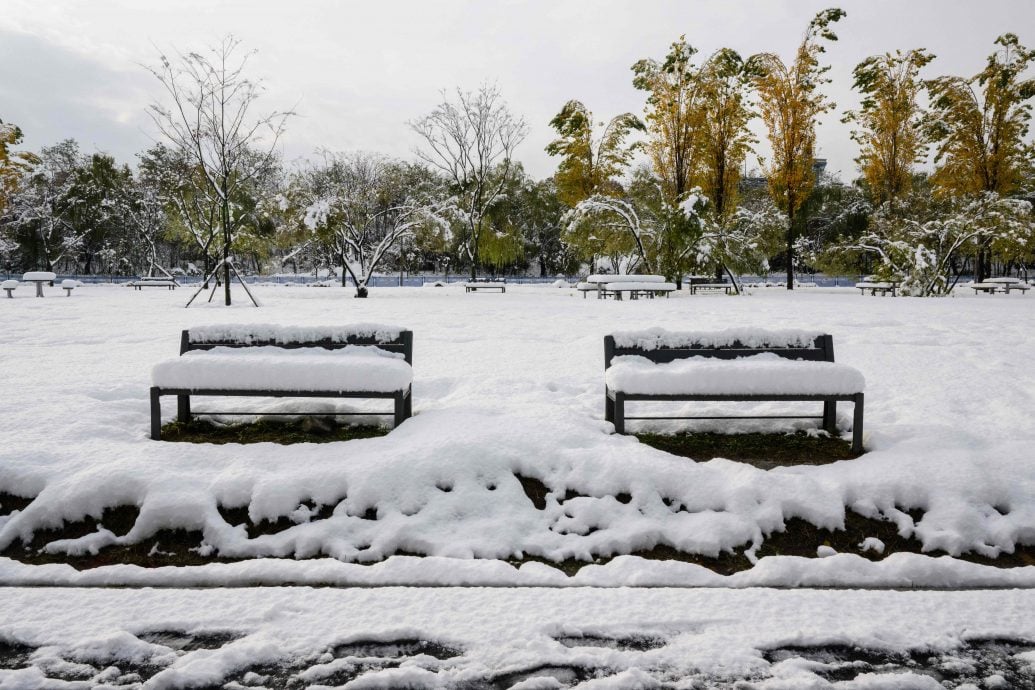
[786,206,795,290]
[222,198,231,306]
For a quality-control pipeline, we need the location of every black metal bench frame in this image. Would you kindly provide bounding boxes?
[689,283,733,295]
[465,284,506,293]
[604,334,864,453]
[150,329,413,440]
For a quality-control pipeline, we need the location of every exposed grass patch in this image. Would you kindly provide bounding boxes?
[159,419,388,445]
[636,430,861,468]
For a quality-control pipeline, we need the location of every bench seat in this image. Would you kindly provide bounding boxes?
[152,345,412,393]
[606,353,865,396]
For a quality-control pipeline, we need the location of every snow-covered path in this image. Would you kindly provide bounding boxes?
[1,284,1034,587]
[1,586,1034,688]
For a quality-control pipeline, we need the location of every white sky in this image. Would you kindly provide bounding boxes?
[1,0,1033,182]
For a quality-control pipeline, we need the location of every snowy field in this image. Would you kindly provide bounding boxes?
[0,283,1034,588]
[1,586,1034,688]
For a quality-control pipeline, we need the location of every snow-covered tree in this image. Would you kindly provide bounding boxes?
[820,190,1034,296]
[410,85,528,279]
[290,152,449,297]
[147,35,292,305]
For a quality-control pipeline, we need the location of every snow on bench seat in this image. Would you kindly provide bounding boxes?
[606,352,865,396]
[152,345,412,393]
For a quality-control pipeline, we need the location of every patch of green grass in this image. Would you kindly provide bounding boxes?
[159,418,388,445]
[635,430,861,468]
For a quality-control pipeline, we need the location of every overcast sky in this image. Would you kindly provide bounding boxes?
[1,0,1033,182]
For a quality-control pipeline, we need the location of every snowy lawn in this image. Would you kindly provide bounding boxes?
[0,586,1033,688]
[1,283,1034,586]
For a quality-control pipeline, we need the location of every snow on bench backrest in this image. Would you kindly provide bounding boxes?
[605,327,833,368]
[182,323,412,364]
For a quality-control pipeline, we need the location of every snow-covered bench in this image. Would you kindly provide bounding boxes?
[604,329,865,453]
[689,282,733,295]
[127,277,178,290]
[149,324,414,440]
[855,281,896,296]
[465,281,506,293]
[600,281,677,300]
[61,279,77,296]
[2,280,17,298]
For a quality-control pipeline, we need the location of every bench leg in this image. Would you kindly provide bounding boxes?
[403,386,412,419]
[605,388,614,423]
[822,400,836,434]
[613,392,625,434]
[150,388,162,440]
[177,394,191,423]
[852,394,864,453]
[394,393,406,428]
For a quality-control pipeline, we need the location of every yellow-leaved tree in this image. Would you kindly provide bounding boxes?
[924,34,1035,281]
[844,49,934,207]
[747,8,845,289]
[0,118,39,219]
[545,100,643,267]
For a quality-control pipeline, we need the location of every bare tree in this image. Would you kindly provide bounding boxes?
[146,35,292,306]
[410,85,528,279]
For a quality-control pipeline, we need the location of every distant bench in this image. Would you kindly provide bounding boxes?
[149,324,413,440]
[465,281,506,293]
[855,281,897,296]
[128,277,179,290]
[604,329,865,453]
[689,282,733,295]
[970,278,1030,295]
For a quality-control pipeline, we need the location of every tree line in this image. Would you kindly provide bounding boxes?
[1,13,1033,301]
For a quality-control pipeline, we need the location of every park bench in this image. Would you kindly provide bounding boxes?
[61,279,77,296]
[600,281,676,300]
[689,282,733,295]
[465,280,506,293]
[149,324,414,440]
[2,280,17,298]
[128,277,179,290]
[604,329,865,453]
[855,281,896,296]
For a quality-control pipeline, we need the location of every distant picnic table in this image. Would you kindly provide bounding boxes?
[22,271,56,297]
[969,277,1030,295]
[577,274,674,300]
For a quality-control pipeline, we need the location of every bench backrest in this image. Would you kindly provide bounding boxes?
[181,326,413,365]
[604,331,834,369]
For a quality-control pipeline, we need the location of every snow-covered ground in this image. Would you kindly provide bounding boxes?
[1,282,1034,587]
[1,586,1033,688]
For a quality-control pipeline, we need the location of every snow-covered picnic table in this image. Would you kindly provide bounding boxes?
[149,324,414,439]
[972,277,1031,294]
[600,281,677,300]
[579,274,668,299]
[21,271,56,297]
